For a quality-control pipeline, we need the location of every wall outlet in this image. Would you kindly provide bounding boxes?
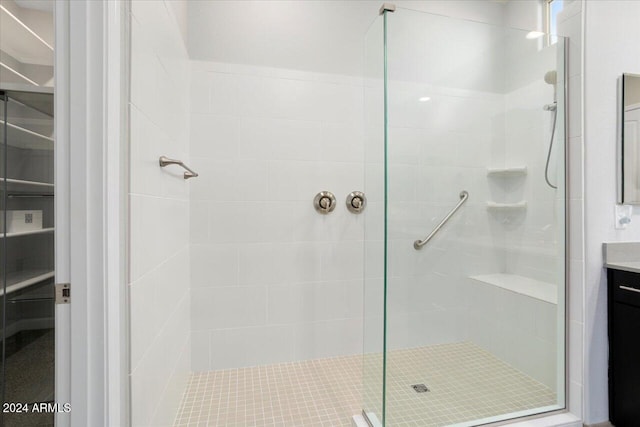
[615,204,633,229]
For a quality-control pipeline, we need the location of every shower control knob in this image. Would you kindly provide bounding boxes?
[346,191,366,214]
[314,191,336,214]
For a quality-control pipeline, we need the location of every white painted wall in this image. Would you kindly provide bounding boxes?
[583,0,640,423]
[186,1,505,76]
[128,1,191,425]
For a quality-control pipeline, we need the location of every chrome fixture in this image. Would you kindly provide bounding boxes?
[411,384,430,393]
[314,191,336,214]
[346,191,366,214]
[543,70,558,190]
[159,156,199,179]
[544,70,557,101]
[620,285,640,294]
[379,3,396,15]
[55,283,71,304]
[414,190,469,250]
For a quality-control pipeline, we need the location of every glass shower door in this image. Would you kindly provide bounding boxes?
[365,6,567,426]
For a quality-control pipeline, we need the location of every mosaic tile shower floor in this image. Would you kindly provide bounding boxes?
[174,342,556,427]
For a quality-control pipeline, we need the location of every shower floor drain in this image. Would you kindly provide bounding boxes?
[411,384,429,393]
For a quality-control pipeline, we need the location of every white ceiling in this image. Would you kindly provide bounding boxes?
[13,0,53,12]
[0,9,53,66]
[0,0,53,86]
[187,0,507,76]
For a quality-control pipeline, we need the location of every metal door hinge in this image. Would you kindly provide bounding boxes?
[55,283,70,304]
[379,3,396,15]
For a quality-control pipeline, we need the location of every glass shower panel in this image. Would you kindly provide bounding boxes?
[382,8,566,426]
[363,12,385,425]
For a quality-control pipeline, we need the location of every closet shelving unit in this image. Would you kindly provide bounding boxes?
[1,89,55,304]
[0,88,55,418]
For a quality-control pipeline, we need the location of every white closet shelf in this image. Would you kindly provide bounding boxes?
[470,273,557,304]
[1,227,54,238]
[1,178,54,188]
[1,270,54,296]
[486,201,527,209]
[0,120,54,150]
[486,166,527,177]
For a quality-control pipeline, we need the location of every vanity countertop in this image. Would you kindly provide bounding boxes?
[605,261,640,274]
[604,242,640,273]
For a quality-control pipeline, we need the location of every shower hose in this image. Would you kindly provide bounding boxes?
[544,105,558,190]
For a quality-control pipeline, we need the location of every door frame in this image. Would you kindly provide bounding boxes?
[54,1,129,426]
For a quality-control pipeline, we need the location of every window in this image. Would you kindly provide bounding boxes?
[545,0,564,45]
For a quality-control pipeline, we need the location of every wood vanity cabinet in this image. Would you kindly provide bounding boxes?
[608,268,640,425]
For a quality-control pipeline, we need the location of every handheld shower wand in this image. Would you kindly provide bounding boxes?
[544,70,557,102]
[543,70,558,189]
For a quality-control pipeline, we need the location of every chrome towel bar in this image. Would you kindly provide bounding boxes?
[414,190,468,250]
[159,156,199,179]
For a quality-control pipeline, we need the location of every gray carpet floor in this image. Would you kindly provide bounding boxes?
[2,329,54,427]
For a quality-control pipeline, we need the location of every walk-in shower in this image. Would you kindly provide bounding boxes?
[128,2,567,426]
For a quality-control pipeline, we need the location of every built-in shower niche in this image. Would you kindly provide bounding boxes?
[486,165,528,224]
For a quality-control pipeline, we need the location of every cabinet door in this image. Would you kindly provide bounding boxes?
[611,302,640,425]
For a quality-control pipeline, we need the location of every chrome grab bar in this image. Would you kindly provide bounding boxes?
[159,156,199,179]
[413,190,469,250]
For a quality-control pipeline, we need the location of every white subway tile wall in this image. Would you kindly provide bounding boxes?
[186,9,567,396]
[129,1,191,425]
[188,61,366,371]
